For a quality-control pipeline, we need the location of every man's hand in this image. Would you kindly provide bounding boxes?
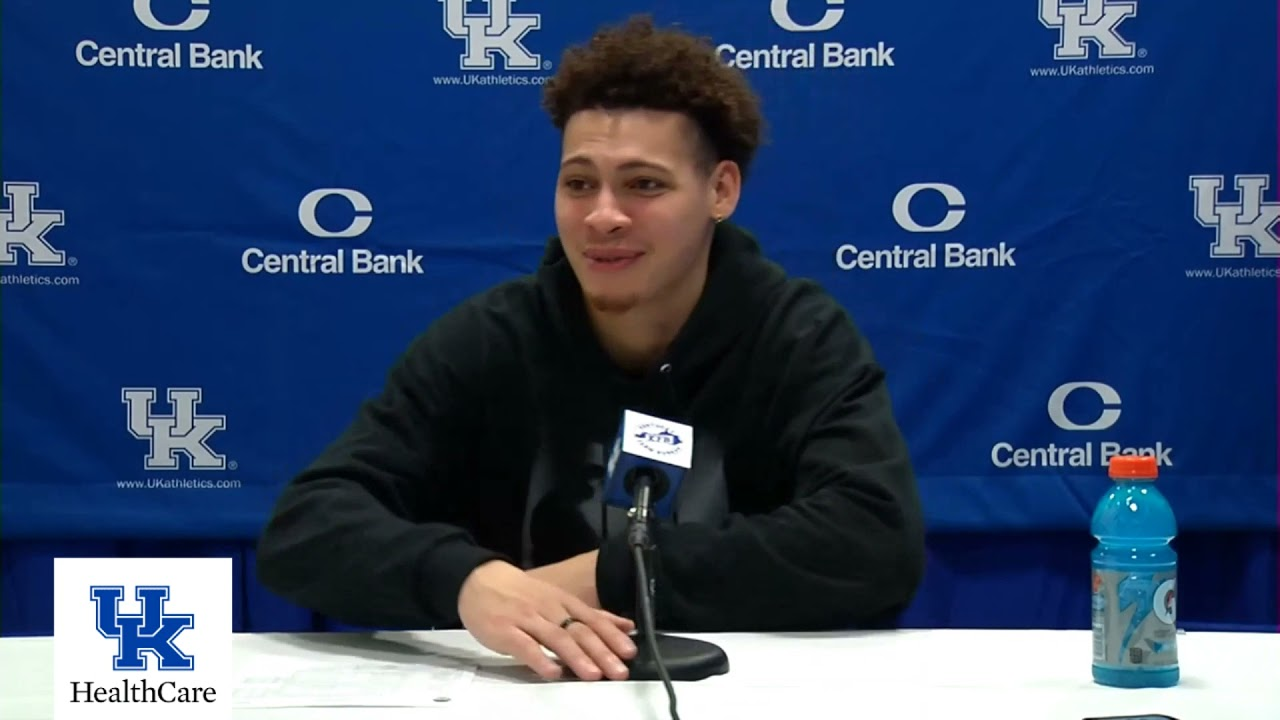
[527,550,601,609]
[457,560,636,682]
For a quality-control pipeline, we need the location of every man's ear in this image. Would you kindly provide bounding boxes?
[709,160,741,222]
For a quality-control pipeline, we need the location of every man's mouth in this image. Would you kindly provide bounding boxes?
[585,249,643,260]
[584,249,644,271]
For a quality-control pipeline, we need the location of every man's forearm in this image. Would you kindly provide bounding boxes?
[256,478,508,629]
[596,484,924,632]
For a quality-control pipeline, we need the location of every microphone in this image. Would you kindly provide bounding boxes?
[603,409,687,522]
[602,409,729,699]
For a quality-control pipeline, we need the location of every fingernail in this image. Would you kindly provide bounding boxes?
[625,638,637,654]
[612,661,628,676]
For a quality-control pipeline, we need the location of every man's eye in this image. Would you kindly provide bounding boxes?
[631,178,666,191]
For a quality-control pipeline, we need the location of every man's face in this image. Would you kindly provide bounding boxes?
[554,108,738,316]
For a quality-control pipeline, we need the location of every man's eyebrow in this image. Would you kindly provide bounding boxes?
[559,156,674,173]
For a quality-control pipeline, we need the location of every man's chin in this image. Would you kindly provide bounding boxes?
[584,290,643,315]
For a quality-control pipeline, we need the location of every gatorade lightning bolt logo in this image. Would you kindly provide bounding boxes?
[1117,575,1154,656]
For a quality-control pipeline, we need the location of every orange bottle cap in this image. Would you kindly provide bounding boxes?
[1108,454,1159,480]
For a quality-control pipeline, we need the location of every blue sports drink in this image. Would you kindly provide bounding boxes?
[1090,454,1179,688]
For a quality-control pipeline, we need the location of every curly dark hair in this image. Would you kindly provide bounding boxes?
[541,15,765,180]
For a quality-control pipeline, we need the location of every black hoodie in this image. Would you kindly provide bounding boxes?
[255,221,926,633]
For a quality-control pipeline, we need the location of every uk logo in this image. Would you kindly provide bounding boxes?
[439,0,543,71]
[1039,0,1138,60]
[91,585,194,671]
[0,181,67,267]
[1189,174,1280,258]
[122,387,228,471]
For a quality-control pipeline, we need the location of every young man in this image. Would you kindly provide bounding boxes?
[256,16,925,683]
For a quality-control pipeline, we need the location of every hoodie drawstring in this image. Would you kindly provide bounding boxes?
[657,362,685,421]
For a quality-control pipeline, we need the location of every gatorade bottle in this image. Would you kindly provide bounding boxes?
[1090,454,1179,688]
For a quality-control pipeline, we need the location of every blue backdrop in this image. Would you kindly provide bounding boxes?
[3,0,1277,635]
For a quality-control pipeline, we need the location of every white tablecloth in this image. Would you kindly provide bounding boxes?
[2,628,1276,719]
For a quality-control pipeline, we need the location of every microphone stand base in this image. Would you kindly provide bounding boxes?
[624,632,729,682]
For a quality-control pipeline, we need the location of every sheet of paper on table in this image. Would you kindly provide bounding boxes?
[233,657,478,709]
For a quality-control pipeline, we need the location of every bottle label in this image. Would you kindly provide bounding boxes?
[1091,567,1178,667]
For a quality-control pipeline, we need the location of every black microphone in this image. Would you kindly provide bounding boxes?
[602,409,730,706]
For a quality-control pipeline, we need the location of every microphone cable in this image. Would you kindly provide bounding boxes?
[631,544,680,720]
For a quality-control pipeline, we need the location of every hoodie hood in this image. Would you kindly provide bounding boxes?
[534,221,787,419]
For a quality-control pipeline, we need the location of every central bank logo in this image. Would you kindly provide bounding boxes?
[893,183,966,233]
[439,0,545,72]
[91,585,193,671]
[1048,381,1121,431]
[835,183,1016,271]
[1039,0,1139,60]
[298,188,372,238]
[770,0,845,32]
[719,0,895,71]
[76,0,264,71]
[133,0,210,31]
[0,181,70,267]
[991,381,1173,469]
[122,387,228,471]
[241,188,423,275]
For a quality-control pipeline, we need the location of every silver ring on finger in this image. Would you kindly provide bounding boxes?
[559,616,581,630]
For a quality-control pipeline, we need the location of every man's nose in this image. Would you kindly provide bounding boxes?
[584,191,630,235]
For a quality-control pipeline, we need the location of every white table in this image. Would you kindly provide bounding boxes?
[2,628,1276,719]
